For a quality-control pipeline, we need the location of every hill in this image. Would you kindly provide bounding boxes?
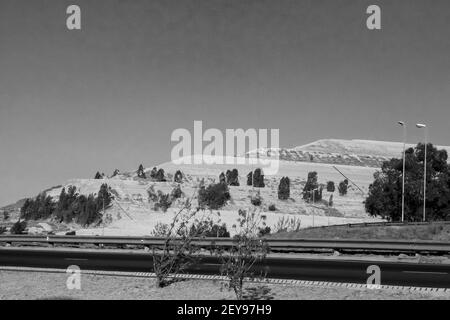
[247,139,450,168]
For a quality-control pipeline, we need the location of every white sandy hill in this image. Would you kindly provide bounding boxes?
[43,153,383,236]
[247,139,450,168]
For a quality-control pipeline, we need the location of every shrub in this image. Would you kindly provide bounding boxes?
[338,179,348,196]
[219,209,269,300]
[3,211,10,220]
[10,220,27,234]
[251,191,262,206]
[278,177,290,200]
[0,226,6,234]
[258,226,271,237]
[170,185,183,200]
[326,181,335,193]
[198,183,231,210]
[268,204,276,211]
[147,185,158,202]
[189,220,230,238]
[274,216,302,233]
[154,191,172,212]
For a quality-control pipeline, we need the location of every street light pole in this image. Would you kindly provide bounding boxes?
[398,121,407,222]
[416,123,427,222]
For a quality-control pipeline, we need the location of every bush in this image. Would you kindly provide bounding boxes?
[274,216,302,233]
[268,204,276,211]
[170,185,183,200]
[258,226,271,237]
[189,220,230,238]
[0,226,6,234]
[278,177,290,200]
[198,183,231,210]
[10,220,27,234]
[219,209,269,300]
[3,211,10,220]
[154,191,172,212]
[338,180,348,196]
[251,191,262,206]
[326,181,335,193]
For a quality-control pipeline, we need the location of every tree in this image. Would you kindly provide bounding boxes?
[137,164,146,179]
[219,172,226,184]
[111,169,120,178]
[303,171,319,202]
[94,172,103,179]
[252,168,265,188]
[174,170,183,183]
[227,169,240,186]
[10,220,27,234]
[219,209,269,300]
[338,180,348,196]
[155,168,166,182]
[278,177,290,200]
[150,167,158,179]
[365,143,450,222]
[326,181,335,193]
[246,171,253,186]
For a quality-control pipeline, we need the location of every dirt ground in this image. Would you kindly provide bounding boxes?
[0,270,448,300]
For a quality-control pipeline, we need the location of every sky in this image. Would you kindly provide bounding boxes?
[0,0,449,206]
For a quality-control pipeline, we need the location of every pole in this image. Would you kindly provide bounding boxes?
[423,128,428,222]
[401,125,406,222]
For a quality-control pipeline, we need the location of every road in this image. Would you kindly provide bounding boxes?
[0,247,449,288]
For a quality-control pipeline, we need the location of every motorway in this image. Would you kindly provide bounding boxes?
[0,247,449,288]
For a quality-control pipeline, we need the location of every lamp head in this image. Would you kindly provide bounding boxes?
[416,123,426,128]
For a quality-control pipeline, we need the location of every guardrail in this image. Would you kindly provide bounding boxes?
[1,235,450,254]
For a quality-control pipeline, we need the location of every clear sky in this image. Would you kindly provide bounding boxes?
[0,0,449,206]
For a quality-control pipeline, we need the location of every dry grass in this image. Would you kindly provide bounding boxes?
[270,223,450,241]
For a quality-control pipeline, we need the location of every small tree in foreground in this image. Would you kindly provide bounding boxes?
[218,209,269,300]
[151,198,201,288]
